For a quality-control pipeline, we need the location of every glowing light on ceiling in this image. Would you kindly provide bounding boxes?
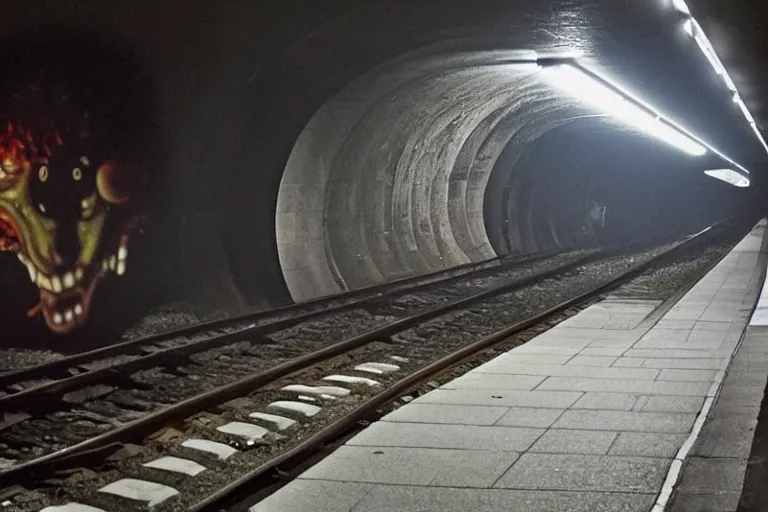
[674,0,768,155]
[546,64,707,156]
[704,169,750,188]
[672,0,691,15]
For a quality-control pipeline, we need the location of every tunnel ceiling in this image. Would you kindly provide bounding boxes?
[690,0,768,151]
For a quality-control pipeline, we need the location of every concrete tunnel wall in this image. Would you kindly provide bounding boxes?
[276,50,724,303]
[277,54,590,301]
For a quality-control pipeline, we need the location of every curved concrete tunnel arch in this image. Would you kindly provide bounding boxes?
[275,51,710,303]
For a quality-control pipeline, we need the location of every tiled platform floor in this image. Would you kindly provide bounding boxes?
[252,221,767,512]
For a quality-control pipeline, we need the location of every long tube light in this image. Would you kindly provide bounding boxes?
[545,64,706,156]
[541,60,751,187]
[704,169,750,188]
[674,0,768,155]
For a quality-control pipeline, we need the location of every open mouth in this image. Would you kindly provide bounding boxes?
[18,236,129,334]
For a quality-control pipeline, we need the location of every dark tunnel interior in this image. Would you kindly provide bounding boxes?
[0,0,764,348]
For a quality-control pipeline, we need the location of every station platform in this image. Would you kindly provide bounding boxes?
[253,220,768,512]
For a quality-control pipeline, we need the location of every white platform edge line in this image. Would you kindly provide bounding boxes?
[651,229,764,512]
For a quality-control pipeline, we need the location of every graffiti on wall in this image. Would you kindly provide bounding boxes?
[0,34,152,335]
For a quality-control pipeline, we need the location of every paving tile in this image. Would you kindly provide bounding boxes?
[624,348,730,359]
[676,457,748,493]
[346,422,544,451]
[98,479,179,507]
[609,432,687,457]
[536,377,710,396]
[440,373,546,390]
[579,348,627,357]
[657,369,718,382]
[475,363,658,381]
[613,358,645,368]
[566,356,618,367]
[494,407,565,428]
[617,358,725,370]
[509,345,583,355]
[634,341,723,351]
[529,429,617,455]
[142,456,207,476]
[382,403,509,425]
[641,329,692,342]
[587,339,637,349]
[414,389,582,408]
[655,320,697,330]
[489,354,574,366]
[300,445,518,487]
[553,410,696,433]
[642,396,705,413]
[249,479,373,512]
[572,392,640,411]
[493,453,670,493]
[694,321,734,331]
[688,330,729,343]
[352,486,655,512]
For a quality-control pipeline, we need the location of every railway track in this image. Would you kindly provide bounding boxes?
[0,248,602,483]
[0,217,749,511]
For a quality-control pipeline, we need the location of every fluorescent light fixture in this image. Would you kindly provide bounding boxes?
[678,8,768,155]
[546,64,707,156]
[683,19,694,36]
[672,0,691,15]
[704,168,750,187]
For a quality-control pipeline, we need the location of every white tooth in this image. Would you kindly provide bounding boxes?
[74,303,83,316]
[116,260,126,276]
[53,312,62,325]
[63,272,75,289]
[64,309,74,322]
[118,246,127,262]
[37,274,52,291]
[75,268,84,281]
[27,264,36,283]
[109,256,117,271]
[16,253,24,263]
[102,259,109,272]
[51,276,63,293]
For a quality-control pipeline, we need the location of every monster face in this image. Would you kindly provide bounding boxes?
[0,122,141,334]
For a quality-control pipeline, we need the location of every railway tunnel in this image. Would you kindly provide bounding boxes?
[0,0,766,347]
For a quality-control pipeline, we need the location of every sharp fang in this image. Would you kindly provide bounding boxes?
[109,256,116,271]
[51,276,63,293]
[27,263,36,283]
[63,272,75,289]
[37,274,52,291]
[53,312,63,325]
[74,303,83,316]
[75,268,84,281]
[64,309,74,322]
[118,246,127,261]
